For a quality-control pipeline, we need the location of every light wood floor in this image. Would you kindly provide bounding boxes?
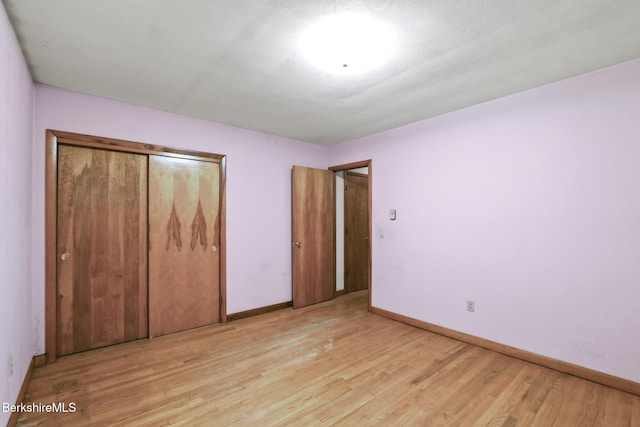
[18,291,640,426]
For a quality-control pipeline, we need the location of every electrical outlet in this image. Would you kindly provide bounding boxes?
[8,353,13,376]
[466,300,475,312]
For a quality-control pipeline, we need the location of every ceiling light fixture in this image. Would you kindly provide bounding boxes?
[299,14,397,75]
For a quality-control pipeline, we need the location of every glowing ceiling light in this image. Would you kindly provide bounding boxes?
[299,14,397,75]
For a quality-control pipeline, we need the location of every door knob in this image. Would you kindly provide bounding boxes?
[292,241,302,248]
[61,252,71,261]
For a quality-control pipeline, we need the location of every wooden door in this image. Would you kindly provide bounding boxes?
[344,171,369,293]
[292,166,335,308]
[56,145,148,356]
[148,156,220,337]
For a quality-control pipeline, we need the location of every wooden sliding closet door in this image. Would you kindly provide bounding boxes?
[149,156,220,337]
[57,145,148,356]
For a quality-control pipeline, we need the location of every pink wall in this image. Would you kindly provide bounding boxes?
[329,59,640,382]
[7,0,638,391]
[0,3,34,424]
[32,85,330,354]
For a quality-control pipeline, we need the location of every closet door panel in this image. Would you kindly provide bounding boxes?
[148,156,220,337]
[56,145,148,355]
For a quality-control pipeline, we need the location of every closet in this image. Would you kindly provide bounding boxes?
[47,131,225,360]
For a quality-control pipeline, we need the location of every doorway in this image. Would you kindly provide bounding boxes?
[290,160,371,310]
[332,163,371,304]
[343,169,369,293]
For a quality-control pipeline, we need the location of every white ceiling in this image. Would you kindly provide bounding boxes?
[4,0,640,145]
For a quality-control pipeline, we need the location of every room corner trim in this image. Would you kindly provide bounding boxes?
[7,354,45,427]
[369,306,640,397]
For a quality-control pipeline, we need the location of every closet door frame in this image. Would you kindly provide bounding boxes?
[45,130,227,363]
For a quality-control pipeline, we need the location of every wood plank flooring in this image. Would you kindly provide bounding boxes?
[17,291,640,426]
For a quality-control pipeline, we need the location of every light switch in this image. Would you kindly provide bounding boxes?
[390,209,396,220]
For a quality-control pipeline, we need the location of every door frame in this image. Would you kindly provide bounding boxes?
[45,130,227,362]
[329,160,372,310]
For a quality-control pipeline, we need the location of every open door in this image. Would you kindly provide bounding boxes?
[292,166,335,308]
